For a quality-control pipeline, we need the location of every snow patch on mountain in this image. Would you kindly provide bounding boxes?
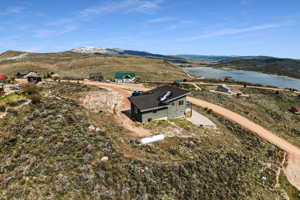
[70,47,124,55]
[0,53,29,62]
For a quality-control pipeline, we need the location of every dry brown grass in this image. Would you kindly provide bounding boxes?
[0,50,25,59]
[0,51,188,81]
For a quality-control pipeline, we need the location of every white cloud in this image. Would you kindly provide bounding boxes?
[181,23,285,41]
[147,17,194,26]
[240,0,251,5]
[33,25,78,38]
[80,0,163,17]
[0,6,25,16]
[148,17,177,23]
[47,18,76,26]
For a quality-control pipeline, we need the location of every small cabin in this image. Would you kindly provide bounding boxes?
[114,72,136,83]
[128,86,190,122]
[16,71,31,79]
[89,73,104,81]
[51,73,61,81]
[216,84,233,94]
[171,80,181,88]
[25,72,42,84]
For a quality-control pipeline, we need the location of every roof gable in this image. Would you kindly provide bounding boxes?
[24,72,40,78]
[129,86,190,112]
[115,72,135,79]
[89,73,103,78]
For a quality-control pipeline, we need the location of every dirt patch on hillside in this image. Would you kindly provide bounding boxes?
[82,90,122,113]
[82,83,153,138]
[284,154,300,191]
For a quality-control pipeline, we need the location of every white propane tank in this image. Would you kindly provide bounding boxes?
[139,135,165,145]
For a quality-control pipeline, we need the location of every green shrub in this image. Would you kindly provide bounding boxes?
[0,105,5,112]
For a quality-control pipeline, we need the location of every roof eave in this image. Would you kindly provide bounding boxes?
[140,105,168,112]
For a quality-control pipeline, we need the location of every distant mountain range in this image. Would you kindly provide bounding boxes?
[70,47,281,63]
[174,55,273,62]
[70,47,187,63]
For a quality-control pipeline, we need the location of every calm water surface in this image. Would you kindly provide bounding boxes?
[185,67,300,90]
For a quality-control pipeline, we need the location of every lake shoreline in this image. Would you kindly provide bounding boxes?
[218,67,300,82]
[184,67,300,90]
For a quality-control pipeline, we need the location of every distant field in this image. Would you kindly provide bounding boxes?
[0,51,188,81]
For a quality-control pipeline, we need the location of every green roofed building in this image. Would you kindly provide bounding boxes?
[114,72,136,83]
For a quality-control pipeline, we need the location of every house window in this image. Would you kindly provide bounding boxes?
[179,100,184,105]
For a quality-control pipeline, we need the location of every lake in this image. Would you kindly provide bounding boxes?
[184,67,300,90]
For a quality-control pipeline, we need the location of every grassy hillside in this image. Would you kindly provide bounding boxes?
[213,58,300,79]
[0,82,291,199]
[0,51,188,81]
[191,86,300,146]
[0,51,26,59]
[175,55,272,62]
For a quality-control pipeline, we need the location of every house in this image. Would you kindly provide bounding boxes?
[128,86,190,122]
[216,84,233,94]
[16,71,31,78]
[114,72,136,83]
[25,72,42,84]
[89,73,104,81]
[291,107,300,114]
[171,80,181,88]
[51,73,61,81]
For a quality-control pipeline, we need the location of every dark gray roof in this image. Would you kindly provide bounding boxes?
[89,73,103,78]
[128,86,190,112]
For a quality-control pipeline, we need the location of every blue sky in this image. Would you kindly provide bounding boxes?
[0,0,300,58]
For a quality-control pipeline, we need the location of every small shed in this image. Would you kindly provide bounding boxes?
[216,84,233,94]
[89,73,104,81]
[16,71,31,78]
[171,80,181,88]
[291,107,300,114]
[25,72,42,84]
[114,72,136,83]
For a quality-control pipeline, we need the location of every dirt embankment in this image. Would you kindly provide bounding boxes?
[84,81,152,138]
